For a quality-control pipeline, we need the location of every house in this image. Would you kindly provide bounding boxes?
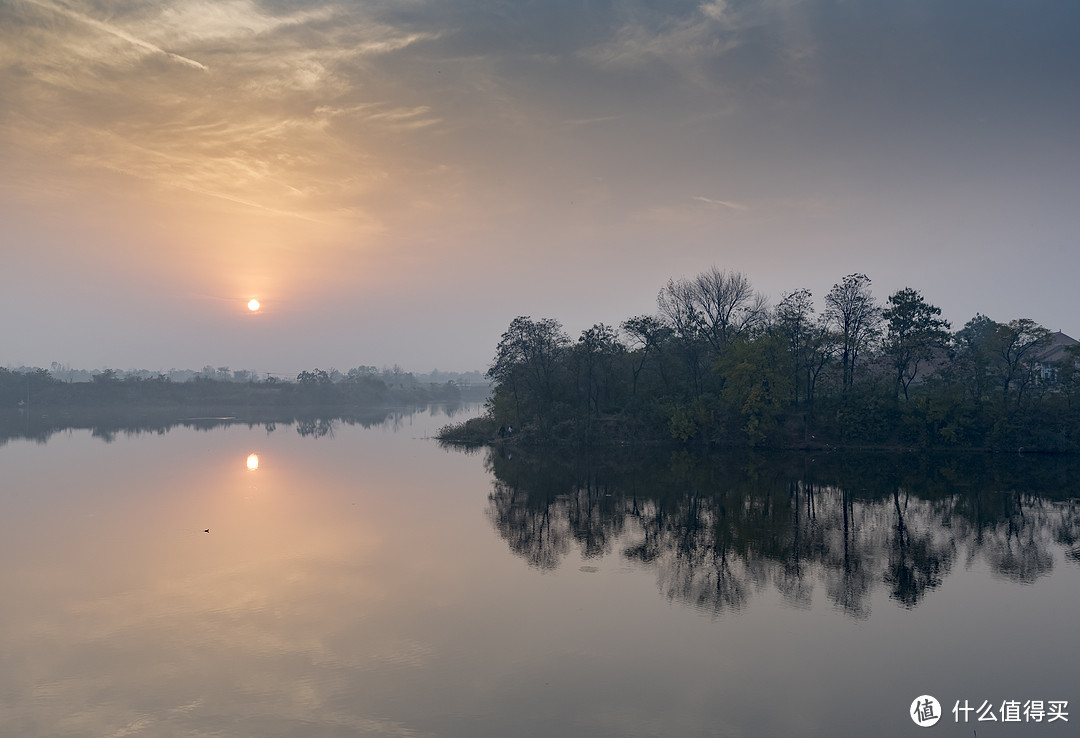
[1035,331,1079,383]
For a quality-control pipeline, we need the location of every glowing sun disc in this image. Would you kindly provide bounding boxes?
[247,299,261,312]
[246,453,259,471]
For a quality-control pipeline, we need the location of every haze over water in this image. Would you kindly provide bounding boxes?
[2,406,1078,736]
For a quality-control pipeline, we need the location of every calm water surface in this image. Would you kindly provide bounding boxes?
[1,406,1078,737]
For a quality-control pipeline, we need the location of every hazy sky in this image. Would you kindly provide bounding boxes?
[3,0,1078,375]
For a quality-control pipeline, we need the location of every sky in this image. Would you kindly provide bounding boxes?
[2,0,1078,376]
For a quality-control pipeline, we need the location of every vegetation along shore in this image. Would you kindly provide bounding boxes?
[440,268,1080,453]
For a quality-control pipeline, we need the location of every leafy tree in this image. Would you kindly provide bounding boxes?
[488,316,571,428]
[297,369,331,386]
[91,369,119,386]
[882,288,951,400]
[718,333,786,446]
[953,313,1000,405]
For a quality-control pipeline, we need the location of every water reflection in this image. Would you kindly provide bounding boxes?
[484,448,1080,618]
[3,417,1078,737]
[0,401,476,447]
[296,417,334,438]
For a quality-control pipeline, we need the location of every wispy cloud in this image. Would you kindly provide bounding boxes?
[0,0,456,224]
[353,31,441,56]
[693,196,748,211]
[560,115,620,129]
[314,103,438,122]
[21,0,208,70]
[130,0,335,46]
[580,0,816,94]
[582,18,740,75]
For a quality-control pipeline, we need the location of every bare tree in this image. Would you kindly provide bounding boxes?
[775,289,835,416]
[803,317,836,412]
[775,288,815,404]
[994,319,1052,407]
[657,277,705,396]
[657,277,702,339]
[657,268,767,396]
[825,274,881,392]
[621,315,670,395]
[693,267,768,355]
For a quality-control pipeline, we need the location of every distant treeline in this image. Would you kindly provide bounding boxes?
[440,268,1080,452]
[31,363,488,388]
[0,365,478,412]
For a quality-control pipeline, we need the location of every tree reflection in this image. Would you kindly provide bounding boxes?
[0,405,470,446]
[296,418,335,438]
[884,488,955,608]
[484,448,1080,618]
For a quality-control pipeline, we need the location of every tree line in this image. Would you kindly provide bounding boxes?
[0,364,463,412]
[445,268,1080,451]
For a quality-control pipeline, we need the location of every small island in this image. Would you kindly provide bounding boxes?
[440,268,1080,453]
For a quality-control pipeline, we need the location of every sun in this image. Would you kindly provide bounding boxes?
[246,453,259,471]
[247,298,261,312]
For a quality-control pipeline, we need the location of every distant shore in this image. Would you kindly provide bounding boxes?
[3,367,489,413]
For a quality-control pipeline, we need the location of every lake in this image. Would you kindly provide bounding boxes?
[1,405,1077,737]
